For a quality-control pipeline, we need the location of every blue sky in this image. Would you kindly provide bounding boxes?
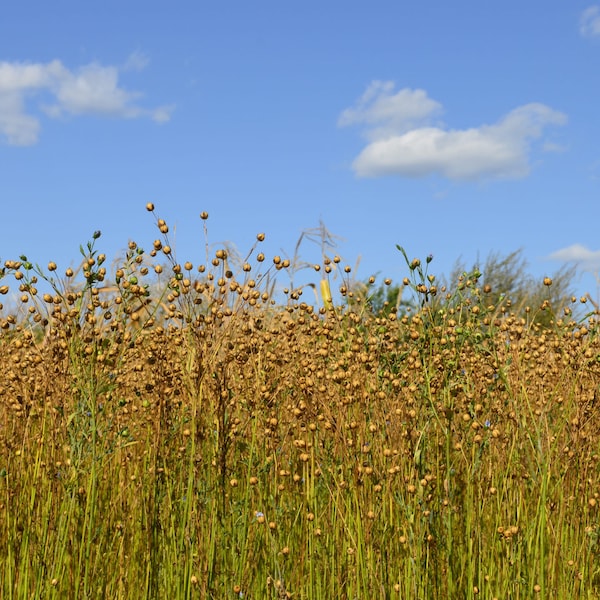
[1,1,600,306]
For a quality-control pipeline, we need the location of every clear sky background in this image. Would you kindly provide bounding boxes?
[1,1,600,306]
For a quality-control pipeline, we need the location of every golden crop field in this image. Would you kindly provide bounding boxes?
[1,207,600,599]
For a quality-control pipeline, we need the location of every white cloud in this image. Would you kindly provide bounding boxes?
[0,56,172,146]
[548,244,600,272]
[338,82,443,140]
[580,6,600,38]
[122,50,150,72]
[339,82,567,181]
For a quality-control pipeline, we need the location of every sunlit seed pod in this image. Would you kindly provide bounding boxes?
[229,478,238,487]
[257,232,265,241]
[215,249,227,259]
[344,266,351,273]
[0,286,8,294]
[243,263,251,272]
[162,246,171,255]
[146,202,155,211]
[200,211,209,220]
[20,295,28,303]
[273,256,281,264]
[14,271,23,280]
[543,277,552,286]
[384,278,392,285]
[128,241,137,250]
[307,512,315,521]
[256,253,265,262]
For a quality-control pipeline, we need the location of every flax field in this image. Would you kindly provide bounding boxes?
[1,206,600,599]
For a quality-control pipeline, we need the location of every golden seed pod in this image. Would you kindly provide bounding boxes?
[65,268,74,277]
[0,286,8,295]
[215,249,227,259]
[257,253,265,262]
[162,246,171,255]
[543,277,552,286]
[257,233,265,241]
[273,255,281,264]
[243,263,251,272]
[48,261,57,271]
[146,202,155,211]
[200,211,209,220]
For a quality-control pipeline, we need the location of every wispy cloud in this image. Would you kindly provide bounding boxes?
[339,81,567,181]
[548,244,600,272]
[0,53,173,146]
[580,6,600,38]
